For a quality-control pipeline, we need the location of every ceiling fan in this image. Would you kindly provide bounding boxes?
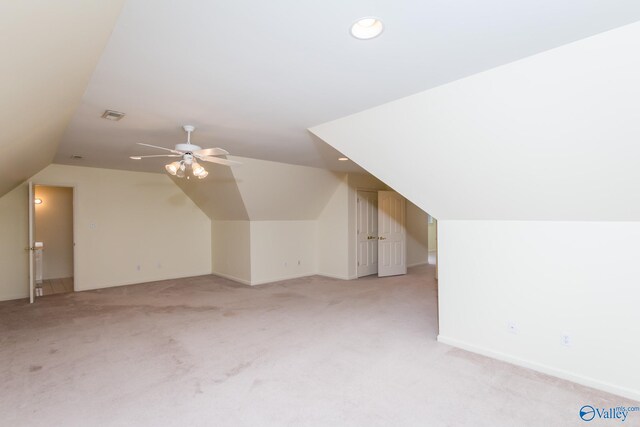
[130,125,241,179]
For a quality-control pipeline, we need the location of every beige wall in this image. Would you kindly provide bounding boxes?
[211,220,318,286]
[317,173,428,280]
[250,221,317,285]
[0,164,211,300]
[34,186,74,279]
[317,174,350,279]
[211,220,251,284]
[406,201,429,267]
[207,171,427,286]
[1,163,428,300]
[428,217,437,253]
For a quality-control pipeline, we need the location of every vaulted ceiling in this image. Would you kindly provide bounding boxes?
[3,1,640,198]
[0,0,125,196]
[172,157,342,221]
[312,21,640,220]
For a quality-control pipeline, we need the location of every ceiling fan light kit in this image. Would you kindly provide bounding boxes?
[131,125,239,179]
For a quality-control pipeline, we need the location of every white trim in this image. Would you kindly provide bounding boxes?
[437,335,640,402]
[211,271,251,286]
[249,272,317,286]
[317,272,353,281]
[28,181,34,303]
[80,271,214,291]
[407,261,429,268]
[0,292,30,302]
[31,182,78,293]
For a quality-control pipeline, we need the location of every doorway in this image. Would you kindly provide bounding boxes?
[33,185,75,297]
[356,190,407,278]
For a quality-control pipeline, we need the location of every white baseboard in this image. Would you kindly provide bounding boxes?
[316,272,352,281]
[79,270,214,292]
[407,261,429,268]
[211,271,251,286]
[437,335,640,402]
[0,292,29,302]
[249,272,317,286]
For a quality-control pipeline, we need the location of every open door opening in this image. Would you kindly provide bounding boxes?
[356,189,409,278]
[428,214,438,280]
[31,185,75,298]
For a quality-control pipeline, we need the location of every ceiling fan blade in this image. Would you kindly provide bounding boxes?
[193,147,230,157]
[196,155,242,166]
[132,154,182,158]
[137,143,183,155]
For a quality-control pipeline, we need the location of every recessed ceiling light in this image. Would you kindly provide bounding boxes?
[34,198,43,205]
[350,17,384,40]
[338,157,349,161]
[101,110,125,121]
[130,156,142,160]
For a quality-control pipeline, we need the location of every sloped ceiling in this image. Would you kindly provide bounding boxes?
[311,21,640,221]
[0,0,125,197]
[171,159,249,220]
[5,1,640,211]
[173,157,342,221]
[50,0,640,176]
[234,158,342,220]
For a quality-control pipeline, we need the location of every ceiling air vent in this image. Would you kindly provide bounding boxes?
[101,110,125,121]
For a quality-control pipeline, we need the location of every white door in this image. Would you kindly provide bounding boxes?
[28,182,36,303]
[357,191,378,277]
[378,191,407,277]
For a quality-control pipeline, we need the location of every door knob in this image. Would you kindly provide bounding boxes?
[379,237,386,240]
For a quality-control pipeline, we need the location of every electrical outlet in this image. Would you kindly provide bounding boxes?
[283,261,287,267]
[297,260,301,266]
[136,265,141,271]
[507,322,518,334]
[561,334,571,346]
[157,262,162,269]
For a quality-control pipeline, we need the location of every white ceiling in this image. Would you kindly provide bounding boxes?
[53,0,640,175]
[312,21,640,220]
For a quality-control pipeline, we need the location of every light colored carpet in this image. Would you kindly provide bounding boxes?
[0,265,636,426]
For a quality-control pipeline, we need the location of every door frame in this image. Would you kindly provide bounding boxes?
[30,182,78,299]
[28,182,35,303]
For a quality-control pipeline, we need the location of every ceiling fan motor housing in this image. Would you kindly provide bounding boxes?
[182,153,195,165]
[175,143,201,153]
